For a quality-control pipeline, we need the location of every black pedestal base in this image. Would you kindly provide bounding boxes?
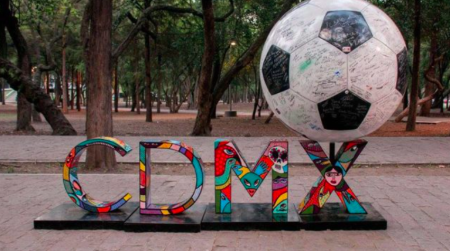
[124,204,207,232]
[34,202,139,230]
[299,202,387,230]
[224,111,237,117]
[201,203,300,231]
[34,202,387,231]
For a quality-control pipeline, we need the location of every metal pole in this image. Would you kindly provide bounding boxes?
[229,86,231,111]
[329,142,336,164]
[230,85,233,111]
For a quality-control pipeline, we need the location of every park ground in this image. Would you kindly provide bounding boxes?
[1,103,450,137]
[0,168,450,250]
[2,104,450,250]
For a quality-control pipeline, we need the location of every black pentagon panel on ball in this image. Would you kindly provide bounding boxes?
[262,45,290,95]
[396,48,408,95]
[318,91,371,131]
[319,11,373,53]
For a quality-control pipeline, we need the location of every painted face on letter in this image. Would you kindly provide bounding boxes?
[324,168,342,186]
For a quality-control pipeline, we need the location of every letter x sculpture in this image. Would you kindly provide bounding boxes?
[298,140,367,215]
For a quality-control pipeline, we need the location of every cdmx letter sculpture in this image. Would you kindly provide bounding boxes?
[298,140,367,215]
[62,137,368,218]
[52,136,386,232]
[214,140,288,215]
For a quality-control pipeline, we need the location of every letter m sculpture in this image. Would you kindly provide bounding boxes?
[215,139,288,215]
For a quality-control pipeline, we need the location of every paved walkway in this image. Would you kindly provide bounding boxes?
[0,173,449,250]
[0,135,449,164]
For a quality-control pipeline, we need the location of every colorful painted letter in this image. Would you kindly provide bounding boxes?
[298,140,367,215]
[139,140,204,215]
[215,140,288,214]
[63,137,132,213]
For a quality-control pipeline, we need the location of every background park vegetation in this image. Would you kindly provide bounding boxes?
[0,0,449,168]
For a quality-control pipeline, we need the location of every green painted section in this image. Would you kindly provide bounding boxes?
[299,59,313,72]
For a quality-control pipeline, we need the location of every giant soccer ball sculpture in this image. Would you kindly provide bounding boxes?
[260,0,407,142]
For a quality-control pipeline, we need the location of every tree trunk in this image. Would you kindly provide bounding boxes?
[17,93,33,131]
[252,83,261,120]
[252,99,258,120]
[204,0,296,127]
[76,71,81,111]
[0,80,4,105]
[81,81,86,107]
[209,54,222,119]
[0,14,6,105]
[406,0,421,131]
[71,68,75,110]
[448,93,450,111]
[114,65,119,112]
[0,58,77,135]
[2,0,35,132]
[32,105,42,122]
[258,99,265,117]
[136,81,140,114]
[156,52,162,113]
[55,72,62,106]
[85,0,116,170]
[420,28,438,117]
[403,88,408,110]
[46,72,50,95]
[131,82,136,112]
[62,33,68,114]
[265,112,274,124]
[252,64,260,120]
[134,44,141,115]
[191,0,215,136]
[144,0,152,122]
[31,43,43,123]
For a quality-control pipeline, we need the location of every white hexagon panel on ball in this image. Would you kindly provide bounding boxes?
[260,0,407,142]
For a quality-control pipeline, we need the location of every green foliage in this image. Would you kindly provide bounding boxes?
[10,0,450,107]
[370,0,450,93]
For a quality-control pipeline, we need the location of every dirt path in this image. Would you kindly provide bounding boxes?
[1,103,449,137]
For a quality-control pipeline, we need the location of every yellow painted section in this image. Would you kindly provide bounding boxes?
[159,143,172,149]
[237,167,250,179]
[140,162,145,171]
[184,199,194,208]
[215,177,231,190]
[274,193,288,207]
[160,205,170,215]
[124,193,132,201]
[298,200,305,210]
[140,195,146,201]
[63,166,69,180]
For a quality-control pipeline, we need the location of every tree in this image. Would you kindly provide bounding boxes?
[418,0,450,116]
[0,3,6,106]
[191,0,297,135]
[406,0,422,131]
[83,0,116,169]
[0,58,77,134]
[0,0,76,135]
[191,0,216,135]
[1,0,34,132]
[385,0,450,124]
[144,0,153,122]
